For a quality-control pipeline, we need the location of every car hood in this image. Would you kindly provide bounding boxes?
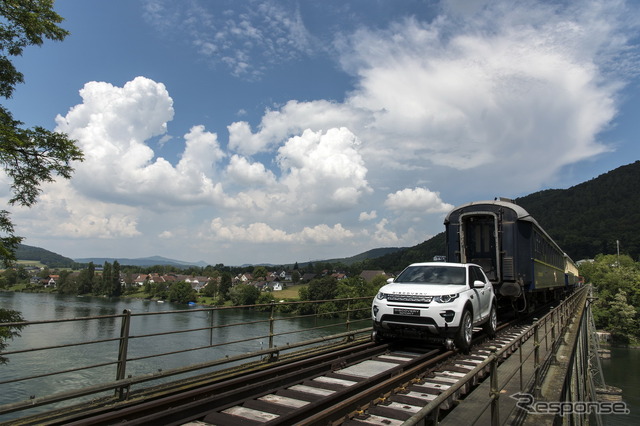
[379,283,467,296]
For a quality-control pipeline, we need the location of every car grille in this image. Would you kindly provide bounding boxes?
[382,315,437,326]
[387,294,433,303]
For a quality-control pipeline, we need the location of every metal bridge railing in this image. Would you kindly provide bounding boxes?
[0,296,373,419]
[404,285,589,425]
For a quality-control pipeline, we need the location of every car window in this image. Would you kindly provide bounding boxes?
[395,266,466,285]
[470,266,486,283]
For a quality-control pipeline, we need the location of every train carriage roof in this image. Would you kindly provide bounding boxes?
[444,199,535,224]
[444,199,577,267]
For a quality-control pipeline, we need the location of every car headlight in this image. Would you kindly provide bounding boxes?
[376,292,387,300]
[434,294,459,303]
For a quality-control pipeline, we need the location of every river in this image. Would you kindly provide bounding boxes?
[0,291,355,422]
[600,346,639,425]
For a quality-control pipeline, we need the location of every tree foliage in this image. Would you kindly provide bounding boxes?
[306,276,338,301]
[167,281,197,304]
[229,284,260,306]
[580,254,640,343]
[518,161,640,261]
[0,308,24,364]
[0,0,83,264]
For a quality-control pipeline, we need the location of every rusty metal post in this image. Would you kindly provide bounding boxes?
[550,306,556,344]
[489,346,500,426]
[544,314,549,352]
[269,301,276,350]
[209,307,214,346]
[533,318,541,398]
[346,299,352,335]
[115,309,131,399]
[519,334,524,390]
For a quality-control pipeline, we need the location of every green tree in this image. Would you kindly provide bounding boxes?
[252,266,268,280]
[99,261,112,295]
[229,284,260,306]
[335,277,378,320]
[112,260,121,296]
[306,276,338,301]
[607,291,637,343]
[298,285,309,300]
[218,272,232,302]
[1,267,19,286]
[581,254,640,343]
[0,308,24,364]
[0,0,83,264]
[78,262,95,295]
[0,1,83,344]
[371,274,390,290]
[202,278,217,298]
[336,276,377,299]
[167,281,197,304]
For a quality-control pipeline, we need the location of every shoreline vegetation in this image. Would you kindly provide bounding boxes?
[1,281,308,306]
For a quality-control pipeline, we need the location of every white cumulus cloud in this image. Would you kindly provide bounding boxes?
[276,127,371,213]
[385,188,454,213]
[55,77,227,207]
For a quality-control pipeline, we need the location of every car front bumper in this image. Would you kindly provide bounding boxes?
[372,300,462,339]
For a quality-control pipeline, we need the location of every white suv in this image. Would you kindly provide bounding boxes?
[372,262,497,352]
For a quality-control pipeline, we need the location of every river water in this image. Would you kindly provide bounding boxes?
[600,346,639,425]
[0,291,356,421]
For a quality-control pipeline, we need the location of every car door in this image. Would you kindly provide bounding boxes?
[467,266,483,324]
[471,266,492,321]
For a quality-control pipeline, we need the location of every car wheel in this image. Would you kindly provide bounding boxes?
[483,304,497,338]
[455,309,473,353]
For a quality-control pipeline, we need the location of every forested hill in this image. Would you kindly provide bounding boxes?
[361,161,640,272]
[516,160,640,261]
[15,244,78,269]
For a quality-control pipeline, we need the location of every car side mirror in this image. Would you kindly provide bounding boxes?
[387,278,395,284]
[473,280,485,288]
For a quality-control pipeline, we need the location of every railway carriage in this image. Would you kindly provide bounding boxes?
[444,198,577,312]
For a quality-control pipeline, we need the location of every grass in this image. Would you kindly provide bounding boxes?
[274,284,306,300]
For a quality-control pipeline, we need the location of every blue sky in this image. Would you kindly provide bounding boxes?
[3,0,640,265]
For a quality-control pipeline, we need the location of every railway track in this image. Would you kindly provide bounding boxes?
[32,316,538,426]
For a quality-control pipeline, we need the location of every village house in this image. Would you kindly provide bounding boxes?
[41,274,59,288]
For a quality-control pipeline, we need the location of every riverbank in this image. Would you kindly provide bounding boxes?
[1,282,307,308]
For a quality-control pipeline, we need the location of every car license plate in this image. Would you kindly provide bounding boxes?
[394,308,420,316]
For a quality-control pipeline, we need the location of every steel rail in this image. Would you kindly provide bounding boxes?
[289,348,452,426]
[1,328,372,419]
[57,340,388,425]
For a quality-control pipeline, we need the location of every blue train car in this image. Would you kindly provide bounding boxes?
[444,198,577,311]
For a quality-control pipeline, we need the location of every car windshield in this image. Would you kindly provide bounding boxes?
[395,265,466,285]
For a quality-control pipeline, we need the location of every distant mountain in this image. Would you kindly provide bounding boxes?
[302,247,407,267]
[73,256,209,268]
[15,244,78,268]
[358,233,446,273]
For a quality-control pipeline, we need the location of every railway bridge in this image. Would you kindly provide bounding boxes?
[0,285,625,425]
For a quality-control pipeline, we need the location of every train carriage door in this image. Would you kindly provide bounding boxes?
[460,213,500,283]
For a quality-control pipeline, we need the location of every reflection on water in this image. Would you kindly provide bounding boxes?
[0,291,354,421]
